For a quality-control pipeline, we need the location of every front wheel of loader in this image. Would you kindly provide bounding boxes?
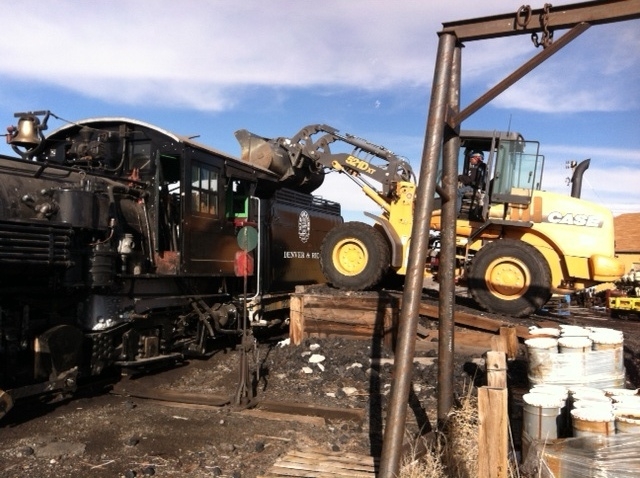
[467,239,551,317]
[320,222,390,291]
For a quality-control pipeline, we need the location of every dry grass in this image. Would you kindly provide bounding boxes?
[441,385,479,477]
[399,383,521,478]
[398,385,477,478]
[399,431,448,478]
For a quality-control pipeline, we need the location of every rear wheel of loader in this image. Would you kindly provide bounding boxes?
[320,222,390,290]
[467,239,551,317]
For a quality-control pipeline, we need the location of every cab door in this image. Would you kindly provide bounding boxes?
[183,150,237,275]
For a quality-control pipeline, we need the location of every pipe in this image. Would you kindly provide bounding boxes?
[437,41,462,425]
[240,196,262,302]
[379,31,457,478]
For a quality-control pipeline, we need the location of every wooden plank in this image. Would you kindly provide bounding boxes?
[290,287,532,350]
[239,409,326,426]
[502,326,519,360]
[414,339,490,356]
[416,323,434,339]
[282,449,376,471]
[414,328,493,349]
[135,399,225,412]
[490,327,518,359]
[289,294,304,345]
[258,399,365,423]
[417,301,499,331]
[478,387,508,478]
[455,330,493,348]
[416,301,531,339]
[535,319,562,329]
[111,382,230,406]
[298,446,378,465]
[485,351,507,388]
[259,446,377,478]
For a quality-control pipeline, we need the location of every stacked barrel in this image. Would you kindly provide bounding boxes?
[521,326,639,444]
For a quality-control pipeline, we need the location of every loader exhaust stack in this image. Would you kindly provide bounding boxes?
[570,158,590,199]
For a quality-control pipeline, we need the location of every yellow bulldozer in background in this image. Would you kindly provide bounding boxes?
[236,125,624,317]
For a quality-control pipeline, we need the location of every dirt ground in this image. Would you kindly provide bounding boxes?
[0,321,482,478]
[1,294,639,478]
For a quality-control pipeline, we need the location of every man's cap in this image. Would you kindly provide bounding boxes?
[470,150,484,159]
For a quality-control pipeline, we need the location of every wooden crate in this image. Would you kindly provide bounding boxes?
[289,286,399,348]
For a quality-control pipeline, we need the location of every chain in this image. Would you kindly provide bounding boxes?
[531,3,554,49]
[516,5,532,28]
[516,4,554,49]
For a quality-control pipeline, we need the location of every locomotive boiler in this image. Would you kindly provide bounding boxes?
[0,111,341,417]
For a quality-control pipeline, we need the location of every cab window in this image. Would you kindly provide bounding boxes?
[191,163,219,215]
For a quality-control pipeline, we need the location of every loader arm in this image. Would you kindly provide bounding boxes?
[235,124,415,198]
[235,124,418,274]
[284,124,415,195]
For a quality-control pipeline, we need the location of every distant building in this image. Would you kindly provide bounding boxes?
[614,212,640,274]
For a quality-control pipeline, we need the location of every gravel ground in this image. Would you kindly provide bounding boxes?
[1,291,638,478]
[0,327,481,478]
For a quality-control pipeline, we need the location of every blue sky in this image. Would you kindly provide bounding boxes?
[1,1,638,222]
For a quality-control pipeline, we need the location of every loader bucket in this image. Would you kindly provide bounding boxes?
[235,129,325,193]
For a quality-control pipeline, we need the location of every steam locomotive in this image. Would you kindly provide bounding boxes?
[0,111,341,417]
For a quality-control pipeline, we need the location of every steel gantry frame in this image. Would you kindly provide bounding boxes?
[380,1,640,476]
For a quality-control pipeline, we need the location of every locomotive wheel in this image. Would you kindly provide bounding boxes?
[320,221,390,290]
[0,390,14,419]
[467,239,551,317]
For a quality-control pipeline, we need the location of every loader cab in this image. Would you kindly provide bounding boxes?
[458,130,543,220]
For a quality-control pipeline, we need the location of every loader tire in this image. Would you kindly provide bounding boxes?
[467,239,551,317]
[320,222,390,291]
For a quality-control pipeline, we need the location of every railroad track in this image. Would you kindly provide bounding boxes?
[110,377,366,425]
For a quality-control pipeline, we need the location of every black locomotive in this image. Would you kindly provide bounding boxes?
[0,111,341,417]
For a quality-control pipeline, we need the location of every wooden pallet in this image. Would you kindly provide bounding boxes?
[258,446,378,478]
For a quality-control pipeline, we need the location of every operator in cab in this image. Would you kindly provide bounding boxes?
[456,150,485,214]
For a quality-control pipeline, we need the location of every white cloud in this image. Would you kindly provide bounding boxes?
[533,152,640,216]
[315,172,383,222]
[3,1,633,114]
[489,23,640,113]
[544,144,640,163]
[493,75,625,113]
[0,1,636,222]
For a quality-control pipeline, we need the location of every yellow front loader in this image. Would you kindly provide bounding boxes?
[236,126,623,317]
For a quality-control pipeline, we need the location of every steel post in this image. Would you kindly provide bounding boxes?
[378,32,457,478]
[437,42,461,425]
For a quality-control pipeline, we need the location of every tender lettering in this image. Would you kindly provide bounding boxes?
[283,251,320,259]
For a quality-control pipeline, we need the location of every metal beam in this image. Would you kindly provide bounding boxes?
[441,0,640,42]
[451,22,590,128]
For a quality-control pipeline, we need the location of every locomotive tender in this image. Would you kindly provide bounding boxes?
[0,111,341,417]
